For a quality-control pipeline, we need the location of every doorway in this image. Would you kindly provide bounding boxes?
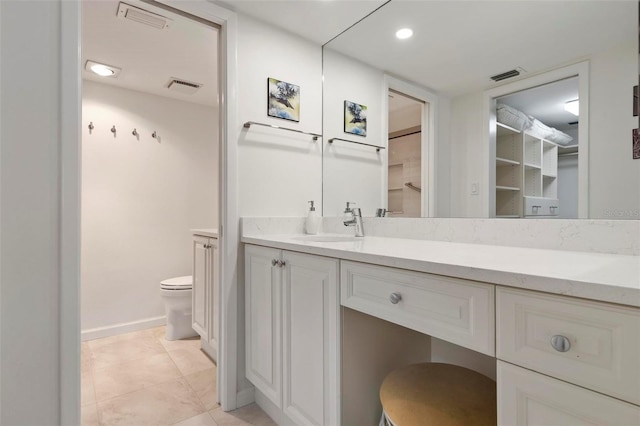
[496,77,579,219]
[485,62,589,219]
[387,90,424,217]
[80,0,225,423]
[385,76,438,217]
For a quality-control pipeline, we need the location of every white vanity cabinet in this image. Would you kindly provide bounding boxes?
[245,244,340,426]
[192,234,218,360]
[496,287,640,424]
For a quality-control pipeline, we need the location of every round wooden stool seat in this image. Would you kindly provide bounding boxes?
[380,363,496,426]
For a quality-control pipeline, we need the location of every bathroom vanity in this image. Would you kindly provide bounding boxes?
[241,225,640,425]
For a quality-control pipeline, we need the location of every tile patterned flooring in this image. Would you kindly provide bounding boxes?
[82,326,275,426]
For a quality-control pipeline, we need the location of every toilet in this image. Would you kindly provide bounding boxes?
[160,275,198,341]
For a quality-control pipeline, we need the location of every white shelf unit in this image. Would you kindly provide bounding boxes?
[542,141,558,199]
[494,123,559,217]
[495,123,523,217]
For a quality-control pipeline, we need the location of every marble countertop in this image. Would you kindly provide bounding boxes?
[191,228,219,238]
[241,233,640,307]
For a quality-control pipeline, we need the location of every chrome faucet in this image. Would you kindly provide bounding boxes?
[376,208,387,217]
[343,207,364,237]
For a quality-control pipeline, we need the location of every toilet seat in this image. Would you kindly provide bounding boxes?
[160,275,193,290]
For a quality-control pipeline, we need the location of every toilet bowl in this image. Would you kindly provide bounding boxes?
[160,275,198,341]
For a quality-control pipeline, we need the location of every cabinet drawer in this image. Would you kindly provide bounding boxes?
[497,287,640,405]
[341,261,494,355]
[498,361,640,426]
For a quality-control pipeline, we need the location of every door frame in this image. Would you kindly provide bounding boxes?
[483,61,590,218]
[383,75,438,217]
[60,1,239,422]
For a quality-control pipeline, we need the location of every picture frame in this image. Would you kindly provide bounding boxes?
[344,100,367,137]
[267,77,300,122]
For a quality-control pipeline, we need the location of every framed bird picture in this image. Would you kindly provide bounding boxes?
[267,78,300,122]
[344,100,367,137]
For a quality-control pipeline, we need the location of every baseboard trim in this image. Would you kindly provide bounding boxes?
[236,387,255,409]
[254,388,293,425]
[81,316,166,341]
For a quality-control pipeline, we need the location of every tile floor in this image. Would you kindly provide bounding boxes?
[82,326,275,426]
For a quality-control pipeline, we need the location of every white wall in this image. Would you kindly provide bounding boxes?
[449,91,485,217]
[558,155,579,218]
[81,80,218,334]
[0,1,62,423]
[323,49,385,217]
[237,15,322,217]
[235,13,323,398]
[589,41,639,219]
[448,40,639,218]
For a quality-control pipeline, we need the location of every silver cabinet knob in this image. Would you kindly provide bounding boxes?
[271,259,279,266]
[550,335,571,352]
[389,292,402,304]
[280,260,286,268]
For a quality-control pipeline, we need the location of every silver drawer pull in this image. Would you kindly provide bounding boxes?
[550,335,571,352]
[389,292,402,304]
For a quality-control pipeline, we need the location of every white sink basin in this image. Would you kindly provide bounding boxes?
[293,235,361,243]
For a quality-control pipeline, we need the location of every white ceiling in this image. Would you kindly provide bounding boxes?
[82,0,218,107]
[499,77,579,131]
[215,0,389,45]
[324,1,636,97]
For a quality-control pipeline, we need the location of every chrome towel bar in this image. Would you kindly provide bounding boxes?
[243,121,321,141]
[328,137,385,152]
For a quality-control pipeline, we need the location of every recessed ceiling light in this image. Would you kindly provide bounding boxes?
[395,28,413,40]
[85,60,121,78]
[564,99,579,116]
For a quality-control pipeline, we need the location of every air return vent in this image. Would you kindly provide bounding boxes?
[117,3,171,30]
[490,69,521,82]
[167,78,202,95]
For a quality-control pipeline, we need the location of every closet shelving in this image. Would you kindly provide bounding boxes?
[495,123,523,218]
[494,122,559,218]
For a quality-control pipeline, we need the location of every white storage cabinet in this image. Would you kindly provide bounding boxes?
[245,244,340,426]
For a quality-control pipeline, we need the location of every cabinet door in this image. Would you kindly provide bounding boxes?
[498,361,640,426]
[192,236,210,342]
[245,245,282,408]
[206,239,219,361]
[282,251,339,426]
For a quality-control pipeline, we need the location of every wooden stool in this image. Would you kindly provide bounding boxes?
[379,363,496,426]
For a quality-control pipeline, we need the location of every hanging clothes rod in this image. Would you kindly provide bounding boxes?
[404,182,422,192]
[328,137,385,152]
[243,121,321,141]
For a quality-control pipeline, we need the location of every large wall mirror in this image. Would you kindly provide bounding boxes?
[322,1,639,219]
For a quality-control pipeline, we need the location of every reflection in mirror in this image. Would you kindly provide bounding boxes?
[322,1,639,219]
[388,90,423,218]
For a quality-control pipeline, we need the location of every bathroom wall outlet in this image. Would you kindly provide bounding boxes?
[470,182,479,195]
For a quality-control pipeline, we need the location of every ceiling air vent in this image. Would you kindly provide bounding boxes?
[490,69,521,82]
[117,3,171,30]
[167,78,202,95]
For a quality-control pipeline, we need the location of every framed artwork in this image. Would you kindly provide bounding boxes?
[634,85,638,117]
[633,128,639,159]
[267,78,300,122]
[344,100,367,136]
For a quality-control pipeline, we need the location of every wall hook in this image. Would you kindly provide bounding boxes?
[152,131,157,139]
[88,122,94,132]
[132,128,139,137]
[111,125,117,134]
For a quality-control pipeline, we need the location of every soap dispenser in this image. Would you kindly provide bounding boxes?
[305,200,320,235]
